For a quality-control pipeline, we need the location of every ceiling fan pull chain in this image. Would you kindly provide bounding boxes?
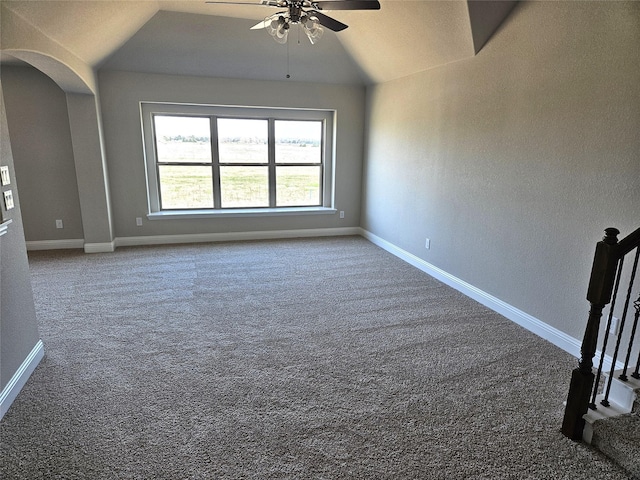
[286,40,291,79]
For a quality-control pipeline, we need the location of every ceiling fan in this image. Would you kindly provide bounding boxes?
[205,0,381,44]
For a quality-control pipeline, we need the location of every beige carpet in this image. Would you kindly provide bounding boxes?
[0,236,628,478]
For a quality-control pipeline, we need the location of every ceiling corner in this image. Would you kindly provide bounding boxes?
[467,0,519,55]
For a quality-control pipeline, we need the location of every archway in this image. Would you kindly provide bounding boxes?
[1,50,115,251]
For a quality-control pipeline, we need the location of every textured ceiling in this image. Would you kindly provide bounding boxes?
[2,1,158,66]
[0,0,518,86]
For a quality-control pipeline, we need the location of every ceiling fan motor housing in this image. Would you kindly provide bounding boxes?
[289,4,303,23]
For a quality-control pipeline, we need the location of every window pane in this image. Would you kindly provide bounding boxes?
[220,166,269,208]
[154,116,211,163]
[159,165,213,209]
[218,118,268,164]
[275,120,322,164]
[276,166,321,206]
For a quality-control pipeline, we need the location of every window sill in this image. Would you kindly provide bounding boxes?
[147,207,337,220]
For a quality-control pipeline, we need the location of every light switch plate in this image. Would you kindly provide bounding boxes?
[0,166,10,186]
[3,190,14,210]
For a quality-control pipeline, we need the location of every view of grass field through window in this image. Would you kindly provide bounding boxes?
[154,116,322,209]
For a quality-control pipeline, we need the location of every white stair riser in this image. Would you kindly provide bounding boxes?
[600,370,640,413]
[581,372,640,444]
[609,378,637,411]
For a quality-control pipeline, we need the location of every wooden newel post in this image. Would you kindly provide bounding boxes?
[562,228,620,440]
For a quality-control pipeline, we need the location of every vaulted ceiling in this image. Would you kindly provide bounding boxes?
[1,0,517,87]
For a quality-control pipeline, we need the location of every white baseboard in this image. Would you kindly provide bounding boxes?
[26,228,361,252]
[27,240,115,253]
[26,239,84,251]
[0,340,44,420]
[84,241,116,253]
[360,229,598,363]
[115,227,361,248]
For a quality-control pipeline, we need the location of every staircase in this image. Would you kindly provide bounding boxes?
[561,226,640,477]
[584,370,640,478]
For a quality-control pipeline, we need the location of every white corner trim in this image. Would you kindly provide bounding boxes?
[115,227,361,248]
[84,241,116,253]
[0,339,44,420]
[360,229,595,361]
[26,239,85,251]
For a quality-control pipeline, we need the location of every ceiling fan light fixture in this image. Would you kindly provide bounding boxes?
[265,14,290,43]
[302,16,324,44]
[275,25,289,43]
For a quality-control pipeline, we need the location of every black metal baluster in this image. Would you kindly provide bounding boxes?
[589,260,624,410]
[631,294,640,380]
[602,248,639,405]
[619,248,640,381]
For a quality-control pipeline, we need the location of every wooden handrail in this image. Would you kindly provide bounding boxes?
[615,226,640,259]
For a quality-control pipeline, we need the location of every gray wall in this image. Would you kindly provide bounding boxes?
[2,66,84,242]
[0,80,40,392]
[361,0,640,341]
[98,71,365,238]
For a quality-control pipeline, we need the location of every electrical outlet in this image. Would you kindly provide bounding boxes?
[425,238,431,249]
[55,219,63,229]
[610,316,620,336]
[3,190,14,210]
[0,166,10,186]
[339,211,345,219]
[136,217,143,226]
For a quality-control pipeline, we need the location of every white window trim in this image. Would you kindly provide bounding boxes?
[140,102,336,217]
[147,207,336,220]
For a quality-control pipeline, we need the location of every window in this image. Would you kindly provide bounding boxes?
[141,103,334,215]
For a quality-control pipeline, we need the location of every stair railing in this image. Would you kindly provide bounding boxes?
[562,226,640,441]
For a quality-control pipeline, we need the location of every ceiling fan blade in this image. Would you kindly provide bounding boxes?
[250,19,269,29]
[314,0,380,10]
[205,1,283,6]
[306,9,348,32]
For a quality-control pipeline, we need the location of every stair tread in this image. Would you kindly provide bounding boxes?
[592,413,640,478]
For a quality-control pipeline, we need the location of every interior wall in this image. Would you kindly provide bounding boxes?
[2,66,84,242]
[0,80,41,392]
[98,70,365,239]
[361,0,640,341]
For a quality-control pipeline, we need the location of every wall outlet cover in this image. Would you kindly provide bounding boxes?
[610,316,620,336]
[0,166,10,186]
[3,190,14,210]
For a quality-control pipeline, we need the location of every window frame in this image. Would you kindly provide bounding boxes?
[140,102,335,217]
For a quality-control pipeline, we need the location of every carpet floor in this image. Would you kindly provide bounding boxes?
[0,236,629,479]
